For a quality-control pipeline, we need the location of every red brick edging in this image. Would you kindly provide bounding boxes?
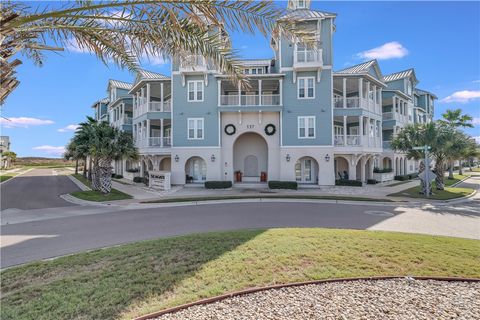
[133,276,480,320]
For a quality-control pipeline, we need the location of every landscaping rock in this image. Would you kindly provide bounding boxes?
[155,279,479,320]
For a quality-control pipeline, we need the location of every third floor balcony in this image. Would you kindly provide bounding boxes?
[293,49,323,71]
[218,78,282,107]
[179,55,207,74]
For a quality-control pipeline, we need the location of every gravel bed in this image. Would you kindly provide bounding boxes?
[155,279,479,320]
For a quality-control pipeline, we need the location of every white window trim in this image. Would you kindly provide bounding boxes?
[187,80,204,102]
[297,77,315,99]
[298,116,316,139]
[187,117,204,140]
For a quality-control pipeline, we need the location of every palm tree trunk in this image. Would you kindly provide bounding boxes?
[434,160,445,190]
[88,157,92,180]
[458,161,463,175]
[83,158,87,178]
[98,158,112,194]
[75,158,79,175]
[418,161,427,195]
[91,158,101,191]
[448,161,454,179]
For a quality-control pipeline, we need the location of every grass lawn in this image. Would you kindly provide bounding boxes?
[143,194,393,204]
[386,180,411,187]
[1,228,479,320]
[70,174,132,202]
[388,175,473,200]
[0,174,14,182]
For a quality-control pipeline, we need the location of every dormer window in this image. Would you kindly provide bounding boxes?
[297,0,306,9]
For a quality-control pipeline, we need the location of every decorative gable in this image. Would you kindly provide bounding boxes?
[288,0,311,10]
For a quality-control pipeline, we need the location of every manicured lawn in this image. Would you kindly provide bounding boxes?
[70,174,132,202]
[387,180,411,187]
[0,174,14,182]
[1,228,479,320]
[143,194,393,203]
[388,176,473,200]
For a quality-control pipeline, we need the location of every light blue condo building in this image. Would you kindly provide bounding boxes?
[91,0,436,187]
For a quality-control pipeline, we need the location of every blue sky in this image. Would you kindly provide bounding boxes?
[2,1,479,157]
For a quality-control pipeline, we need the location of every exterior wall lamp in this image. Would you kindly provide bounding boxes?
[211,154,216,162]
[174,155,179,162]
[325,154,331,162]
[286,154,291,162]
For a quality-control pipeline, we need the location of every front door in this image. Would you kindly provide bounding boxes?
[191,158,206,182]
[295,158,315,183]
[244,155,258,177]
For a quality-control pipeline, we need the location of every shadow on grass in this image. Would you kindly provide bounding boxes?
[0,230,265,320]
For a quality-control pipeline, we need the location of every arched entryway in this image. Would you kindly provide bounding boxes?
[399,158,404,175]
[295,156,319,184]
[383,157,392,170]
[365,157,373,180]
[334,156,349,180]
[233,132,268,182]
[185,156,206,183]
[159,157,171,171]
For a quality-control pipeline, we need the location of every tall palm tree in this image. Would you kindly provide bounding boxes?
[439,108,474,178]
[76,116,102,190]
[391,122,459,191]
[1,0,299,103]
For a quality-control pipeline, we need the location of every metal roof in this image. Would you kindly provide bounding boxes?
[335,60,380,76]
[91,97,109,108]
[282,9,337,20]
[108,79,132,90]
[137,69,169,81]
[383,68,418,84]
[415,88,438,99]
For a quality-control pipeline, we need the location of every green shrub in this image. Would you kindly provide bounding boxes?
[367,179,378,185]
[268,181,298,190]
[114,174,123,179]
[133,177,144,183]
[126,168,139,173]
[395,173,418,181]
[205,181,232,189]
[394,175,407,181]
[373,167,393,173]
[335,179,363,187]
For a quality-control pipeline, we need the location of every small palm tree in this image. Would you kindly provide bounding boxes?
[1,0,298,103]
[64,140,80,175]
[76,117,102,189]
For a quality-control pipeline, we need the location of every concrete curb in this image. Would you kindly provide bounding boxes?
[0,168,33,185]
[133,276,480,320]
[450,175,471,188]
[60,194,115,207]
[67,174,91,191]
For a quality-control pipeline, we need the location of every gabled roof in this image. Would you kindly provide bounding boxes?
[383,68,418,84]
[108,79,132,90]
[281,9,336,20]
[415,88,438,99]
[335,60,383,79]
[239,59,272,67]
[135,69,169,83]
[91,97,109,108]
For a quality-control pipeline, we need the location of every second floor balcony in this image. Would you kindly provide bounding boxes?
[135,137,172,149]
[134,100,171,117]
[218,79,282,107]
[179,55,207,74]
[382,111,408,123]
[293,49,323,70]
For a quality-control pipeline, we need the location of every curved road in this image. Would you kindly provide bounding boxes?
[1,170,479,268]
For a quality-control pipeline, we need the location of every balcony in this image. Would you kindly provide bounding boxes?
[134,100,171,117]
[136,137,172,148]
[382,112,407,123]
[220,94,281,106]
[383,140,392,149]
[218,79,282,108]
[334,96,381,113]
[334,135,360,147]
[293,49,323,70]
[179,55,207,74]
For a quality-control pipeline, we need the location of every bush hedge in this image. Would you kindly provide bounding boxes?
[367,179,378,185]
[268,181,298,190]
[373,167,393,173]
[114,174,123,179]
[394,173,419,181]
[133,177,144,183]
[205,181,232,189]
[335,179,363,187]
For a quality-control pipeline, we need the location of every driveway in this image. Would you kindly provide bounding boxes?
[0,168,80,210]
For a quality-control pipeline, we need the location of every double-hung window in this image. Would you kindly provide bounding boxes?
[188,81,204,102]
[297,77,315,99]
[188,118,204,140]
[298,116,315,139]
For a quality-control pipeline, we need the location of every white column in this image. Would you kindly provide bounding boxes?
[258,79,262,106]
[217,80,221,106]
[343,116,347,146]
[238,82,241,106]
[146,119,150,142]
[358,78,363,108]
[373,85,377,106]
[366,117,371,146]
[160,118,164,147]
[366,81,370,110]
[146,83,151,104]
[160,82,164,111]
[342,77,347,108]
[279,79,283,105]
[359,115,364,145]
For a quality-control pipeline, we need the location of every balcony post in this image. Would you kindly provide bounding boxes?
[279,79,283,105]
[146,83,151,111]
[358,78,363,108]
[160,118,164,147]
[217,80,221,106]
[373,85,377,106]
[238,82,241,106]
[342,78,347,108]
[359,115,364,145]
[160,82,164,111]
[366,81,370,109]
[343,116,347,146]
[258,79,262,106]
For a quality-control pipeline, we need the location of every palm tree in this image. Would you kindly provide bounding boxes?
[439,108,474,178]
[391,122,459,191]
[64,140,80,174]
[76,117,102,190]
[1,0,299,103]
[1,151,17,169]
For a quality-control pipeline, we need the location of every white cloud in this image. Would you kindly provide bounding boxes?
[472,118,480,126]
[58,124,79,132]
[473,80,480,83]
[0,117,54,128]
[473,136,480,144]
[356,41,408,60]
[439,90,480,103]
[33,145,66,156]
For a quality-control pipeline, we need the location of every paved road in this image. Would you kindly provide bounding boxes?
[0,168,80,210]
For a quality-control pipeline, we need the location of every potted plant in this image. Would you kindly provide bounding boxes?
[235,170,242,182]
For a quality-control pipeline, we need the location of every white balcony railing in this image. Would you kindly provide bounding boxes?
[134,100,172,117]
[220,94,280,106]
[294,50,322,64]
[179,55,207,72]
[382,112,407,122]
[135,137,172,148]
[334,135,361,147]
